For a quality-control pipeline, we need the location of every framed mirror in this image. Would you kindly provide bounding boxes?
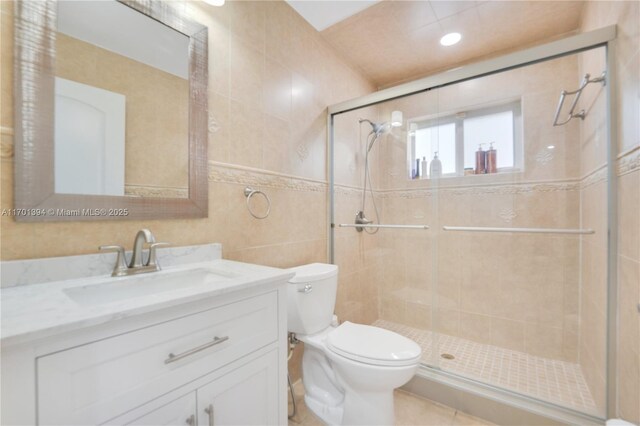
[13,0,208,221]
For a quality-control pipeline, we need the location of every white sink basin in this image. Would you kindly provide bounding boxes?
[64,267,238,306]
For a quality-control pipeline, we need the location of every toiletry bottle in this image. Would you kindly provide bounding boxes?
[475,144,486,174]
[416,158,421,179]
[487,142,497,173]
[421,157,428,179]
[430,152,442,178]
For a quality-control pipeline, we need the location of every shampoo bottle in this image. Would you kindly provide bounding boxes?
[421,157,428,179]
[430,152,442,178]
[475,144,486,174]
[487,142,497,173]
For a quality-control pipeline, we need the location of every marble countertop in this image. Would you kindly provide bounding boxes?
[1,259,294,347]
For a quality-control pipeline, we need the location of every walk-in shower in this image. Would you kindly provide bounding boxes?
[329,27,616,424]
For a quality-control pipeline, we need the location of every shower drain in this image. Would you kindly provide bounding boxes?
[440,353,455,360]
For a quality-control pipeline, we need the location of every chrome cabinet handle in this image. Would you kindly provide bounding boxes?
[185,414,195,426]
[298,284,313,293]
[164,336,229,364]
[204,404,214,426]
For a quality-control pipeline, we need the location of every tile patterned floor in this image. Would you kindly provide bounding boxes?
[373,319,597,414]
[288,381,494,426]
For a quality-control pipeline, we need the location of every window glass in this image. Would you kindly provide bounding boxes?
[463,110,514,169]
[415,123,456,175]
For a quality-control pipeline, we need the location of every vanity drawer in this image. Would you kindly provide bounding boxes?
[36,291,278,426]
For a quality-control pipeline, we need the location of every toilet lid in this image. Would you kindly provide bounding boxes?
[326,322,422,367]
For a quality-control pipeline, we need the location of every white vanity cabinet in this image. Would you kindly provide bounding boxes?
[1,265,290,426]
[110,349,279,426]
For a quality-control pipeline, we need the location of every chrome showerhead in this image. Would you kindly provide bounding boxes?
[359,118,386,135]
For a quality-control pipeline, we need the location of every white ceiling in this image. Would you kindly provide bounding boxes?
[57,0,190,79]
[285,0,381,31]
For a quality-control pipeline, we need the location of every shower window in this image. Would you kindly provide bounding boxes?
[410,100,522,178]
[414,122,457,177]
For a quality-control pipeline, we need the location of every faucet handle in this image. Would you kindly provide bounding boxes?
[99,245,128,277]
[147,242,170,268]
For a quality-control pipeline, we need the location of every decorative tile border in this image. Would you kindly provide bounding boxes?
[580,166,608,189]
[618,145,640,177]
[124,184,189,198]
[208,161,327,193]
[368,146,640,197]
[580,146,640,189]
[376,180,581,199]
[333,184,367,198]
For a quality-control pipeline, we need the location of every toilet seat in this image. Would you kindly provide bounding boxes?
[326,321,422,367]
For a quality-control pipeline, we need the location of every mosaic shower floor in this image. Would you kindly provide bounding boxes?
[373,319,598,414]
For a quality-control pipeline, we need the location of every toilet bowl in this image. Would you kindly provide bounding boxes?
[288,263,422,425]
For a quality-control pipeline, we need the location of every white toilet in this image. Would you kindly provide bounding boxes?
[287,263,422,426]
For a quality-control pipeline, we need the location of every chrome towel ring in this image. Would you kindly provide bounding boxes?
[244,187,271,219]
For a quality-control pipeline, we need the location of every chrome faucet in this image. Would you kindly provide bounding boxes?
[130,229,155,268]
[99,229,170,277]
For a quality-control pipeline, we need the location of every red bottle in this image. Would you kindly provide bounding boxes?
[475,144,486,174]
[487,142,497,174]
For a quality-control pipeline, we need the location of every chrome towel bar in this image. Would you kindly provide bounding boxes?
[553,71,606,126]
[442,226,595,235]
[338,223,429,230]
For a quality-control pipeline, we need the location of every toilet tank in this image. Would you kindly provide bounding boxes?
[287,263,338,335]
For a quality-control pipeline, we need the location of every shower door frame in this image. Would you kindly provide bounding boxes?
[327,25,618,423]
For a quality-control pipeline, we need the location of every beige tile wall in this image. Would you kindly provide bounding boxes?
[579,1,640,421]
[0,0,375,382]
[361,55,585,366]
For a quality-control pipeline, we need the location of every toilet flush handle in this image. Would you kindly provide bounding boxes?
[298,283,313,293]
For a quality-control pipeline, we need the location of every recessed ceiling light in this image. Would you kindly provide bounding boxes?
[440,32,462,47]
[204,0,225,6]
[547,145,556,150]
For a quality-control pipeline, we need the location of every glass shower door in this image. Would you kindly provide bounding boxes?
[432,47,608,417]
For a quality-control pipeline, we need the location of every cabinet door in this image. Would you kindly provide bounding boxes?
[196,350,279,426]
[105,392,197,426]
